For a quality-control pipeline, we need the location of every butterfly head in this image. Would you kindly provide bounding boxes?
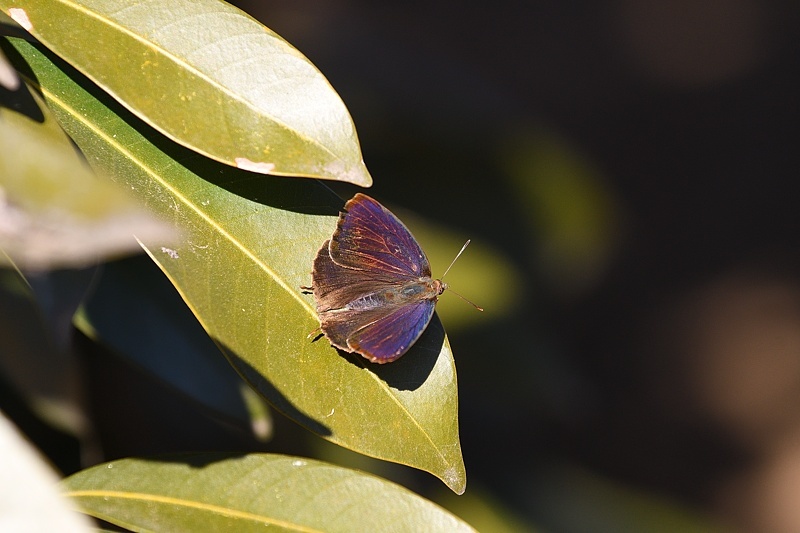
[436,280,448,296]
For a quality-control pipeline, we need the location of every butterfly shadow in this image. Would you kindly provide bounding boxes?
[338,314,445,392]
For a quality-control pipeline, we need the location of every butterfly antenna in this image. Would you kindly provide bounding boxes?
[448,287,484,312]
[441,240,484,311]
[441,239,471,279]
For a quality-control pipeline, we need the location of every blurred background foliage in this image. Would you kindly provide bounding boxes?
[5,0,800,531]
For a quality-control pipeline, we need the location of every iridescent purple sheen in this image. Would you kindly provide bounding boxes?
[308,194,445,363]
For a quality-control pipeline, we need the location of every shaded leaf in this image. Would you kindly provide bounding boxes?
[434,484,541,533]
[63,454,475,533]
[528,466,727,533]
[4,38,466,492]
[76,255,265,437]
[0,0,371,185]
[0,267,92,436]
[502,130,620,295]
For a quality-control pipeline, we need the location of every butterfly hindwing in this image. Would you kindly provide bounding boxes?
[347,299,437,363]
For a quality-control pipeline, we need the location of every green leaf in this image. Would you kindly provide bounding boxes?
[529,466,727,533]
[63,454,475,532]
[434,485,541,533]
[4,38,466,492]
[0,0,371,186]
[502,130,619,295]
[0,75,174,270]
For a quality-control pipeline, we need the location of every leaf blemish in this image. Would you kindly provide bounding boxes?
[8,8,32,30]
[235,158,276,174]
[161,247,179,259]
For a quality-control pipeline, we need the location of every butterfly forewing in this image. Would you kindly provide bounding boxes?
[311,240,400,314]
[329,193,431,279]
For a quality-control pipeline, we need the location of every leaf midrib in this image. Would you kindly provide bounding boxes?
[66,489,325,533]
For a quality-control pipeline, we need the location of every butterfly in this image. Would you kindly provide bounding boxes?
[304,193,479,364]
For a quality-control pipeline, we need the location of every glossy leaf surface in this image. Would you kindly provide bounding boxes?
[63,454,475,532]
[0,0,371,185]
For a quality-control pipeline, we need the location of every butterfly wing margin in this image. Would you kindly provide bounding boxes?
[329,194,431,279]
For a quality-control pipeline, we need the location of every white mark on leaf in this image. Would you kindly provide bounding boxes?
[235,158,276,174]
[8,8,32,30]
[161,247,179,259]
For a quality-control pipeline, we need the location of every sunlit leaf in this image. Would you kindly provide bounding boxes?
[0,0,371,185]
[63,454,475,532]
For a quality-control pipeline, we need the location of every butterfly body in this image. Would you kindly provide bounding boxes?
[337,278,445,312]
[307,194,445,363]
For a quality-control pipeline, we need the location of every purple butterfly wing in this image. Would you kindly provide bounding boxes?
[325,299,437,363]
[329,193,431,279]
[310,240,398,315]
